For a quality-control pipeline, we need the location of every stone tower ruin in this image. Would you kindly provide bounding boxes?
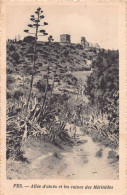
[81,37,89,47]
[60,34,71,43]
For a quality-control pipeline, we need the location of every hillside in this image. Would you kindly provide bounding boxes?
[7,41,96,73]
[6,40,119,179]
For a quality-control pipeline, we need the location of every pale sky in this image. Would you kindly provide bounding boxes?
[7,4,119,49]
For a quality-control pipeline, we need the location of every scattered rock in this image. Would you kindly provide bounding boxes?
[53,152,59,158]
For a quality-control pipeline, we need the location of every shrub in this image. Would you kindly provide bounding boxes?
[7,67,13,74]
[13,90,23,100]
[17,40,22,44]
[76,44,83,50]
[12,52,20,63]
[69,44,76,50]
[9,44,15,51]
[82,52,87,58]
[95,148,103,158]
[63,50,69,57]
[23,36,35,43]
[7,91,12,99]
[108,150,119,164]
[7,75,15,88]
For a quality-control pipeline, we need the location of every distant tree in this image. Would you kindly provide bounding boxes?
[48,35,54,43]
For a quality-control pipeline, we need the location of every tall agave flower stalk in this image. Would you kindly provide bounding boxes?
[24,7,49,108]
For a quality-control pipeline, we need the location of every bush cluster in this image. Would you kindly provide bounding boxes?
[85,50,119,137]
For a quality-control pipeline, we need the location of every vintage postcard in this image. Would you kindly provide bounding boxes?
[0,0,126,194]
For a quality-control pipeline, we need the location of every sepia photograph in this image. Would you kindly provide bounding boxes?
[5,3,120,181]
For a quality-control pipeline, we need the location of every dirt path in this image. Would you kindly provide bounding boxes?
[7,127,119,180]
[58,128,118,179]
